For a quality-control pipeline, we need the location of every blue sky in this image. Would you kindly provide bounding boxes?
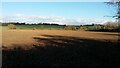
[1,2,116,25]
[1,0,109,2]
[2,2,114,19]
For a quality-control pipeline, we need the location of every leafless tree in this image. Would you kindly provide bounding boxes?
[106,0,120,29]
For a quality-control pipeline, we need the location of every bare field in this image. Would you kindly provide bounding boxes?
[2,30,120,68]
[2,30,118,48]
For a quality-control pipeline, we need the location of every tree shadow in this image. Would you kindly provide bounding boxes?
[2,35,120,68]
[102,33,119,36]
[87,29,119,32]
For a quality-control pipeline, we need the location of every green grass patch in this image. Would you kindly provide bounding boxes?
[1,25,64,30]
[0,26,8,30]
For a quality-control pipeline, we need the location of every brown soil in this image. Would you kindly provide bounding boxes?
[2,30,118,49]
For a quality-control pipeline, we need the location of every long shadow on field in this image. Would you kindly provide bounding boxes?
[2,35,120,68]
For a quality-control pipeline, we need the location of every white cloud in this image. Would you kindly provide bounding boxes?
[1,14,115,25]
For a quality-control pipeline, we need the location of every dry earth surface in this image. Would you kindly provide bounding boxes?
[2,30,120,68]
[2,30,118,49]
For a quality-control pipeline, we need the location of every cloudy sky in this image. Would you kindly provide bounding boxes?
[1,2,116,25]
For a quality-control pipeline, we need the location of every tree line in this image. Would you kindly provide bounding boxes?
[0,22,62,26]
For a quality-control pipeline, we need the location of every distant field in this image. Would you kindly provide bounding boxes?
[0,26,7,30]
[1,25,97,30]
[1,25,64,30]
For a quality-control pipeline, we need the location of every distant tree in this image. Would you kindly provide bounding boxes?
[106,0,120,26]
[106,0,120,32]
[0,22,2,26]
[64,26,75,30]
[95,25,102,30]
[79,26,87,30]
[104,21,118,30]
[8,24,16,29]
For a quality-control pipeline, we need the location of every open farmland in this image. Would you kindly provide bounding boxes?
[2,30,118,48]
[2,30,119,68]
[1,24,64,30]
[2,1,120,68]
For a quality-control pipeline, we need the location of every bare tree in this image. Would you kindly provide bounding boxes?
[104,21,118,30]
[107,0,119,18]
[106,0,120,29]
[106,0,120,41]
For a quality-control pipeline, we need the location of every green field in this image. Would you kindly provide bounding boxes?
[1,25,65,30]
[1,25,110,31]
[0,26,8,30]
[84,26,97,30]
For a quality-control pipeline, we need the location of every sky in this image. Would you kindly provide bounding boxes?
[1,0,111,2]
[1,2,116,25]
